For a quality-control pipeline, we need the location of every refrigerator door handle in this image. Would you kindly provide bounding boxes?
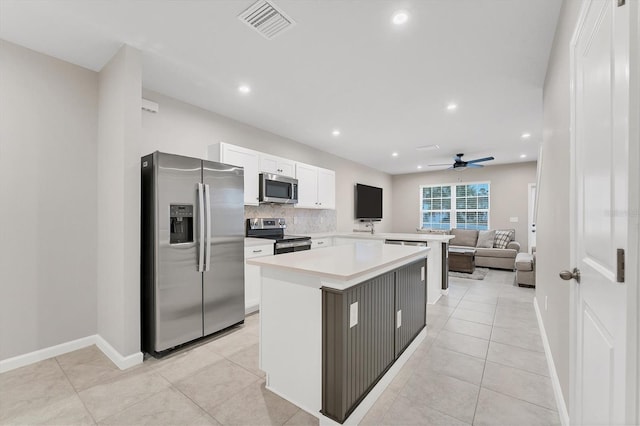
[197,182,205,272]
[204,183,212,271]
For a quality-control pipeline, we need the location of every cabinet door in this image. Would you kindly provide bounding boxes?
[244,244,273,314]
[260,154,295,177]
[295,162,319,208]
[311,237,332,249]
[317,167,335,209]
[260,155,279,175]
[222,144,259,205]
[322,271,396,423]
[395,260,426,357]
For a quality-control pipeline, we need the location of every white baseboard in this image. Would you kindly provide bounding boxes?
[0,335,95,373]
[94,335,143,370]
[245,300,260,315]
[0,334,143,374]
[534,297,570,426]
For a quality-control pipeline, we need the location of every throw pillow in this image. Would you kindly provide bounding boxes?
[476,230,496,248]
[494,229,515,249]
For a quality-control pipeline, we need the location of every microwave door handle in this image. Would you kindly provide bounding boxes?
[197,183,205,272]
[204,183,212,272]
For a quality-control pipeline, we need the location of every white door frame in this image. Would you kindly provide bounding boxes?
[569,0,639,424]
[527,182,537,253]
[631,1,640,420]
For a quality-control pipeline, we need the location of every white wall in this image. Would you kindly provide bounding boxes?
[140,90,393,233]
[96,45,141,357]
[0,40,98,360]
[536,0,583,409]
[391,162,537,248]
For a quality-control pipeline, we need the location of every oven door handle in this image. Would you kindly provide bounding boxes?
[276,240,312,249]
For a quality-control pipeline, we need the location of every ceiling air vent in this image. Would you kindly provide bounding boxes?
[238,0,295,40]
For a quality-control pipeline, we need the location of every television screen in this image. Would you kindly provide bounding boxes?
[355,184,383,220]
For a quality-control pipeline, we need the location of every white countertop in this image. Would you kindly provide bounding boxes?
[247,242,429,282]
[308,232,454,242]
[244,237,275,247]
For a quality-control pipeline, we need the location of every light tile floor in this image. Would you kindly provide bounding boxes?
[1,270,559,425]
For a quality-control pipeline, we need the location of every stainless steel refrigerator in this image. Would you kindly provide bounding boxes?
[141,151,245,356]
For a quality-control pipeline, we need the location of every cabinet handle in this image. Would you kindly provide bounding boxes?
[253,249,263,253]
[317,241,324,245]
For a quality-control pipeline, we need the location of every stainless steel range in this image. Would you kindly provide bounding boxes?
[246,218,311,254]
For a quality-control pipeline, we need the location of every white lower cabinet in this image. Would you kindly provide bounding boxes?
[333,237,383,246]
[311,237,333,249]
[244,244,274,314]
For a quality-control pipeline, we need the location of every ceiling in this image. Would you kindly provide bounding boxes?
[0,0,561,175]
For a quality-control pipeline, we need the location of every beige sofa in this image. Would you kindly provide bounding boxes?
[449,228,521,270]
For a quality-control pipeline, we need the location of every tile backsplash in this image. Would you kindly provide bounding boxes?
[244,205,337,234]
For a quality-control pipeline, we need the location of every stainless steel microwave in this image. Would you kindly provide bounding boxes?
[259,173,298,204]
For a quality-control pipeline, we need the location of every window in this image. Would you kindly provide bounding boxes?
[420,182,490,230]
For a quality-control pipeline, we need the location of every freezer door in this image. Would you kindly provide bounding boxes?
[155,153,204,351]
[202,160,245,335]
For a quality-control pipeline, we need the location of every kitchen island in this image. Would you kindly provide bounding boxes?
[307,232,454,304]
[247,242,430,424]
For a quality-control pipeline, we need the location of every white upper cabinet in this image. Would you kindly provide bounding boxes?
[260,154,295,178]
[295,162,319,208]
[317,167,336,209]
[209,143,335,209]
[208,142,260,206]
[295,162,335,209]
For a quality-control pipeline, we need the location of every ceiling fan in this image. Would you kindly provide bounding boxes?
[429,153,495,170]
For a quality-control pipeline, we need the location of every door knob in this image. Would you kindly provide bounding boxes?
[559,268,581,283]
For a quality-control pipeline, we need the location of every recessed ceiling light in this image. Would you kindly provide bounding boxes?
[417,165,422,169]
[238,85,251,94]
[392,152,399,157]
[392,11,409,25]
[520,154,527,158]
[332,129,341,136]
[521,132,531,139]
[446,103,458,111]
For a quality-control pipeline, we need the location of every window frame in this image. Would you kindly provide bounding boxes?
[418,181,491,231]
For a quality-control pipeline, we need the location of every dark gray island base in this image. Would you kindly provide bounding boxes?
[249,242,429,425]
[322,259,426,423]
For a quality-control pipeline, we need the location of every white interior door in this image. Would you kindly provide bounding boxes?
[528,183,537,253]
[570,1,631,424]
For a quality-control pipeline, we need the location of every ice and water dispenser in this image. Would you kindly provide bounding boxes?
[169,204,193,244]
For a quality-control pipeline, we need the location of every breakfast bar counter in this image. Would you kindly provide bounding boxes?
[247,242,430,424]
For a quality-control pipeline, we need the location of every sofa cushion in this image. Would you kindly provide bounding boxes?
[476,230,496,248]
[494,229,515,249]
[475,247,518,258]
[450,229,478,247]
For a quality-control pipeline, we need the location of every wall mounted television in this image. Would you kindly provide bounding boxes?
[355,183,383,221]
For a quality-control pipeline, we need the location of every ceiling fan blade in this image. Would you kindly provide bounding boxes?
[428,163,451,166]
[466,156,495,164]
[466,163,484,168]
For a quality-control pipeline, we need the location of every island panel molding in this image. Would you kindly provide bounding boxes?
[321,259,427,423]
